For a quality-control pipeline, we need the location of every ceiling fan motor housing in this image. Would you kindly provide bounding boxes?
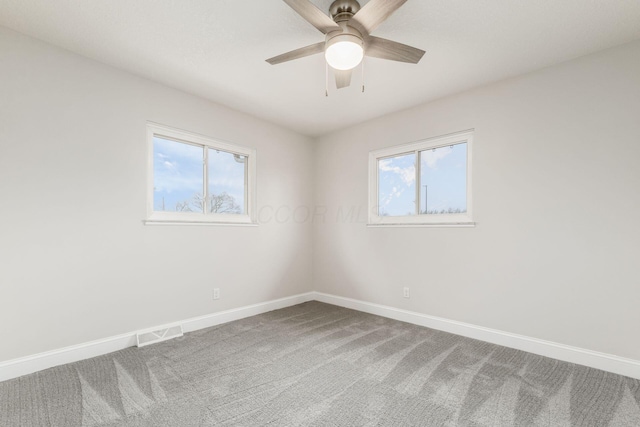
[325,26,363,49]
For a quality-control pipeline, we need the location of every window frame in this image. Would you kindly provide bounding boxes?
[145,123,257,226]
[368,130,474,227]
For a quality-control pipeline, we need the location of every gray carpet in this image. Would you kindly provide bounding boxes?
[1,302,639,426]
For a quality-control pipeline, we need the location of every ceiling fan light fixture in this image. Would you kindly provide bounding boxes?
[266,0,425,90]
[325,33,364,70]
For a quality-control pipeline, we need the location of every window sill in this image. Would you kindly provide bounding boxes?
[367,222,476,228]
[143,219,258,226]
[144,211,257,226]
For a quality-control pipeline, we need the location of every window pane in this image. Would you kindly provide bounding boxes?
[208,149,246,215]
[153,137,204,212]
[419,142,467,214]
[378,153,416,216]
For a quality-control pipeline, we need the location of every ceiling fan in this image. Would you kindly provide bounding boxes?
[266,0,425,90]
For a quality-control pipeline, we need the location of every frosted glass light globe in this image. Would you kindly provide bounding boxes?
[325,36,364,70]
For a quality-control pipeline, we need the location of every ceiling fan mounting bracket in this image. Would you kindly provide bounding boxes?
[329,0,361,23]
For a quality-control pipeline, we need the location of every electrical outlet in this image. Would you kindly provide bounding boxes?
[213,288,220,300]
[403,287,410,298]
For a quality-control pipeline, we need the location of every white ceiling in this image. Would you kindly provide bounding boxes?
[1,0,640,137]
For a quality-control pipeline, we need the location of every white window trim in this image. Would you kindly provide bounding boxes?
[145,122,257,226]
[368,130,474,227]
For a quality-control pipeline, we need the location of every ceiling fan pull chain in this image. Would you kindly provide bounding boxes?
[362,57,365,93]
[325,62,329,97]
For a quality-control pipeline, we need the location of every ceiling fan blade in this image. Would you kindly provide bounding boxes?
[335,69,352,89]
[266,42,325,65]
[350,0,408,35]
[365,36,425,64]
[283,0,342,34]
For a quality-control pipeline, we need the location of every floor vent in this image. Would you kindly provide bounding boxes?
[136,325,183,347]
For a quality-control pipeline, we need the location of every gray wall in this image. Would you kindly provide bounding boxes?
[0,27,315,362]
[313,40,640,361]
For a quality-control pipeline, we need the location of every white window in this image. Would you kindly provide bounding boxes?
[368,130,474,226]
[146,123,256,225]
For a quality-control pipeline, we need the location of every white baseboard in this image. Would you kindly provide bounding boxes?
[2,291,638,382]
[0,292,315,383]
[312,292,640,380]
[0,333,138,384]
[180,292,315,333]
